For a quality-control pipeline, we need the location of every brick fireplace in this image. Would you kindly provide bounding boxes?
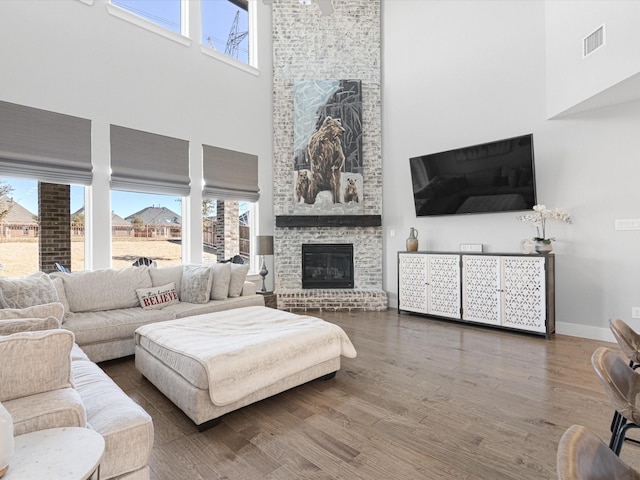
[270,1,386,311]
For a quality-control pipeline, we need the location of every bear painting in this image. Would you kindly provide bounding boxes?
[307,116,346,204]
[293,79,363,214]
[344,178,359,203]
[295,170,310,203]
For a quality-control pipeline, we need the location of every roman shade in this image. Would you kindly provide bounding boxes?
[0,100,92,185]
[110,125,190,196]
[202,145,259,201]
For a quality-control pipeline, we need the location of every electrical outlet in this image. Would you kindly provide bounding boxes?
[632,307,640,319]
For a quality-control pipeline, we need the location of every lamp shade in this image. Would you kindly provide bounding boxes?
[256,235,274,256]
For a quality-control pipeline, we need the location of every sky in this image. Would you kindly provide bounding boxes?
[4,178,182,218]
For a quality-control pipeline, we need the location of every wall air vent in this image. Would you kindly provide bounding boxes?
[583,24,605,58]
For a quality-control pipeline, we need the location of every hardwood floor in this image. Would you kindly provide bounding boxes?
[100,310,640,479]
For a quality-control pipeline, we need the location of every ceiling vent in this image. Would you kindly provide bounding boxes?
[583,24,605,58]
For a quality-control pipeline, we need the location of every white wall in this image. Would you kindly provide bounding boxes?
[0,0,273,268]
[546,0,640,118]
[382,0,640,340]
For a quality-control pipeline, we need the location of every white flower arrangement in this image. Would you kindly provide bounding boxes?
[517,204,572,244]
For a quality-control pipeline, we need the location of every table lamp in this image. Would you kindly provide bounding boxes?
[256,235,274,293]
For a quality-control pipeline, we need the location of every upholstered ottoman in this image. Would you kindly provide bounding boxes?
[134,306,356,430]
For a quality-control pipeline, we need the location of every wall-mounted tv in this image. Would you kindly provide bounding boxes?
[409,134,537,217]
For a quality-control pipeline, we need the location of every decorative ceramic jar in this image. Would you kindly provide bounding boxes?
[534,240,553,254]
[0,402,13,478]
[406,227,419,252]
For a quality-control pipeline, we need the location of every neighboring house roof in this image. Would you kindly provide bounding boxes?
[73,207,131,226]
[0,196,38,225]
[111,212,131,226]
[126,206,182,225]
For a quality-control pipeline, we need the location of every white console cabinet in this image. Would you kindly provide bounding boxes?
[398,253,460,318]
[398,252,555,338]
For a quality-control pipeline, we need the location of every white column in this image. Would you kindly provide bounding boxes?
[87,119,112,270]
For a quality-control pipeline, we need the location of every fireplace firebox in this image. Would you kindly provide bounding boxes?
[302,244,354,289]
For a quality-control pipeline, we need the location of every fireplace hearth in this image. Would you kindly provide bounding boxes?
[302,244,354,289]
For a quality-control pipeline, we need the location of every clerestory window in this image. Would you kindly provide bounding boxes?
[111,0,182,34]
[201,0,250,65]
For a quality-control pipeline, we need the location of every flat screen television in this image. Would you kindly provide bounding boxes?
[409,134,537,217]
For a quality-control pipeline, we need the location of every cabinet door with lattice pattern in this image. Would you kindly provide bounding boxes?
[462,255,501,325]
[427,254,461,319]
[398,253,428,313]
[501,256,546,333]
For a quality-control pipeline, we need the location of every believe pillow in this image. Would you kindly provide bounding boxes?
[136,283,179,310]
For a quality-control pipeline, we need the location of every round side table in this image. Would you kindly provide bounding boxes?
[3,427,105,480]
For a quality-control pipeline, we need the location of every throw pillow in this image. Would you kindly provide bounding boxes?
[228,263,250,297]
[0,329,75,403]
[0,302,64,324]
[210,263,231,300]
[60,266,152,313]
[136,282,179,310]
[0,272,59,309]
[0,316,61,336]
[49,275,72,317]
[149,265,183,299]
[181,266,213,304]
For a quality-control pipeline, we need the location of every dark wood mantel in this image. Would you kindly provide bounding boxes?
[275,215,382,228]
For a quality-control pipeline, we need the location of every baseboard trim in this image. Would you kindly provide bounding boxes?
[556,321,615,343]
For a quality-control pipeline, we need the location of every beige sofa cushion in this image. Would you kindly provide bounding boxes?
[61,266,152,313]
[63,307,175,346]
[0,329,75,402]
[181,265,213,304]
[4,387,86,436]
[210,263,231,300]
[0,302,65,338]
[0,316,60,335]
[49,275,72,318]
[228,264,250,297]
[0,302,64,323]
[72,356,154,479]
[164,294,265,319]
[0,271,59,309]
[149,265,183,298]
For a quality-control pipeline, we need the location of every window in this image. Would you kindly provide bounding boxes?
[202,198,255,267]
[111,191,183,268]
[202,0,250,65]
[202,145,259,266]
[111,0,182,34]
[109,125,189,268]
[0,177,85,276]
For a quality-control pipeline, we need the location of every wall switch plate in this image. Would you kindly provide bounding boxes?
[633,307,640,319]
[460,243,483,252]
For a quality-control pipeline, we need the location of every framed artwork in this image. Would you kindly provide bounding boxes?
[293,79,363,214]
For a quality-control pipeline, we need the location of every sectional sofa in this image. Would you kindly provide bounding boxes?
[41,262,264,362]
[0,263,265,479]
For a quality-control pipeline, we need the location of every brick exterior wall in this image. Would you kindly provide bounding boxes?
[272,0,386,310]
[39,182,71,272]
[216,200,239,262]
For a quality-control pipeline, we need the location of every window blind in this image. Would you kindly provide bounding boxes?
[202,145,259,202]
[110,125,190,196]
[0,100,92,185]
